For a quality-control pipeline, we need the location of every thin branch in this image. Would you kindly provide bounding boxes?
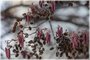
[48,20,55,39]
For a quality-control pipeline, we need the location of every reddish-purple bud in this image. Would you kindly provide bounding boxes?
[12,22,18,33]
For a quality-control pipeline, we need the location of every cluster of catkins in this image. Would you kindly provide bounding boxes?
[5,24,89,59]
[5,1,89,59]
[5,1,56,59]
[54,26,89,59]
[22,1,55,25]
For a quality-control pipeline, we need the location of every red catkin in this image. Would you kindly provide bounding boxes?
[56,25,63,38]
[18,30,24,48]
[37,28,42,39]
[71,32,78,49]
[82,32,89,45]
[30,3,37,14]
[45,31,51,44]
[5,47,10,59]
[51,1,56,13]
[26,14,31,24]
[23,13,31,24]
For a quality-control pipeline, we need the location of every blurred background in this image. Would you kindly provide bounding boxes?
[0,0,89,59]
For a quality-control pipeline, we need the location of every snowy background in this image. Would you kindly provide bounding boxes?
[0,0,89,59]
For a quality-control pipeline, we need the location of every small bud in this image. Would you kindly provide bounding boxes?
[43,40,46,45]
[35,54,39,59]
[28,40,33,43]
[12,22,18,33]
[68,2,73,6]
[15,44,18,50]
[56,52,59,57]
[15,53,19,57]
[50,47,54,50]
[42,48,45,51]
[21,50,27,58]
[39,56,42,59]
[23,13,26,16]
[16,18,21,22]
[27,55,31,59]
[64,32,68,36]
[19,25,23,28]
[24,33,29,38]
[8,45,12,48]
[28,26,32,30]
[30,21,34,24]
[13,49,16,53]
[16,50,19,54]
[37,41,43,46]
